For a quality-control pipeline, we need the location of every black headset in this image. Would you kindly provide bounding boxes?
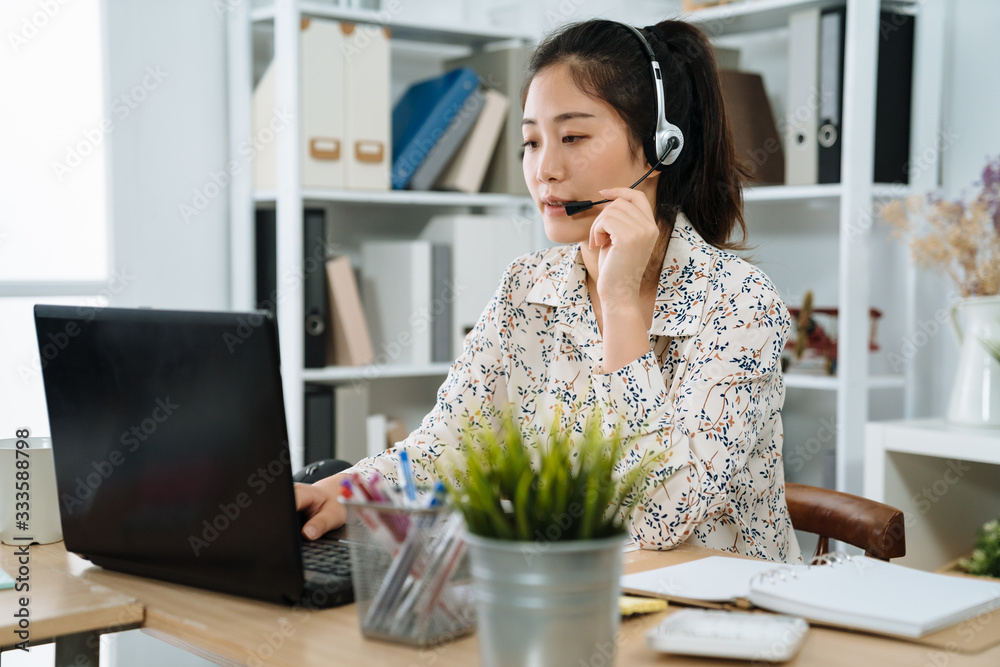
[562,23,685,216]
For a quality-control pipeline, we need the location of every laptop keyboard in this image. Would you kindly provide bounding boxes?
[301,536,352,577]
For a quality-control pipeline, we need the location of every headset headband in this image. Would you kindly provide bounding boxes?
[617,23,684,169]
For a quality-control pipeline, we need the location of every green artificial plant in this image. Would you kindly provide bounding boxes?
[959,518,1000,579]
[436,406,660,542]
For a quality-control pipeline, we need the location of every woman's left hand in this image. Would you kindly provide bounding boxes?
[589,187,659,304]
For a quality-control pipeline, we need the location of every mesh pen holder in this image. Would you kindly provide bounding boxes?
[342,499,476,647]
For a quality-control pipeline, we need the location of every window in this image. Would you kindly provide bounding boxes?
[1,0,107,438]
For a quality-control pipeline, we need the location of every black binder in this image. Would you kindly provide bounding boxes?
[874,11,915,184]
[303,208,328,368]
[255,208,277,315]
[304,384,335,463]
[255,207,329,368]
[817,7,845,184]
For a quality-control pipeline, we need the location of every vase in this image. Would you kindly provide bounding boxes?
[946,295,1000,428]
[464,532,625,667]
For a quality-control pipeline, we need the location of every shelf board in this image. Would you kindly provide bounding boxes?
[871,418,1000,464]
[871,183,913,200]
[302,362,452,383]
[251,2,533,46]
[744,183,913,204]
[868,374,907,389]
[255,189,533,208]
[784,373,905,390]
[684,0,917,37]
[743,183,841,203]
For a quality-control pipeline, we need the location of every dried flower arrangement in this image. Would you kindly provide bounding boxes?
[880,155,1000,298]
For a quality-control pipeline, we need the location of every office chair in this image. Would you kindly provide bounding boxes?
[785,482,906,561]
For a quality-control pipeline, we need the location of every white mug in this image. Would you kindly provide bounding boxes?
[0,437,63,545]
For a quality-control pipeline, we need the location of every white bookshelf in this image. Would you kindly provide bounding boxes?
[866,419,1000,570]
[250,2,533,45]
[227,0,533,468]
[784,373,906,390]
[683,0,917,35]
[254,189,532,208]
[302,362,453,384]
[694,0,944,496]
[227,0,944,486]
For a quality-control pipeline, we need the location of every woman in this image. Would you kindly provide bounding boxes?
[296,19,801,563]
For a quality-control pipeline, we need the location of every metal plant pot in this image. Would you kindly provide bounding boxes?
[464,532,626,667]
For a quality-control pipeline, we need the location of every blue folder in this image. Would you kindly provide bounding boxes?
[391,67,481,190]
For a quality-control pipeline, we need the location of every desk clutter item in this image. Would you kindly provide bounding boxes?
[341,474,474,647]
[619,595,667,617]
[647,609,808,662]
[622,553,1000,641]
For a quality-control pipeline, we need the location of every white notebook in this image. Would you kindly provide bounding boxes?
[622,555,1000,638]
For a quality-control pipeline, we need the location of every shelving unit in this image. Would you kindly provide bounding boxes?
[226,0,945,488]
[253,189,531,208]
[227,0,535,468]
[302,362,453,384]
[865,419,1000,571]
[688,0,945,495]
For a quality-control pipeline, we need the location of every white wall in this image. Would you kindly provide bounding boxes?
[919,0,1000,414]
[105,0,230,311]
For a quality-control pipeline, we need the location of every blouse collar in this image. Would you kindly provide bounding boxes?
[525,211,713,340]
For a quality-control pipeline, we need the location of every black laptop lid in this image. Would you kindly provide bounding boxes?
[34,305,304,604]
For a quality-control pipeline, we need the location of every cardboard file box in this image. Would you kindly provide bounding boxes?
[253,18,345,190]
[343,23,391,190]
[253,19,390,191]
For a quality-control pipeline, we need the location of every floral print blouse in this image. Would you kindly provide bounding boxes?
[355,212,802,563]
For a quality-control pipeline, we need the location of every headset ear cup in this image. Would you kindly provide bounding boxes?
[655,124,684,168]
[643,136,663,172]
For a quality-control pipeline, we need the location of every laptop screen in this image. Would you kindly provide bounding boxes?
[34,305,304,603]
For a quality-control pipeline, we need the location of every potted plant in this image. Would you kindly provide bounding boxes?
[436,407,658,667]
[938,518,1000,582]
[881,155,1000,427]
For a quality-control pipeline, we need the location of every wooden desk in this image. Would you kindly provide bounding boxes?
[0,542,142,664]
[5,541,1000,666]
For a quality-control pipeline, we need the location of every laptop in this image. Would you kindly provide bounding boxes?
[33,304,354,608]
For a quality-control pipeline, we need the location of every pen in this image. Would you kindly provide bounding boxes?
[397,450,419,507]
[365,470,409,535]
[340,481,400,553]
[425,481,446,508]
[366,471,391,503]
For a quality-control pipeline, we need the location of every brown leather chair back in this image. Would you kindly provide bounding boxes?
[785,482,906,561]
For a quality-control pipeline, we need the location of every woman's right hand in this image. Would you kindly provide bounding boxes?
[294,472,349,540]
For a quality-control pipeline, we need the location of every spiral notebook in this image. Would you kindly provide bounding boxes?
[622,554,1000,646]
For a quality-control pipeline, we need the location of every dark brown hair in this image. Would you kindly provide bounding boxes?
[522,19,749,251]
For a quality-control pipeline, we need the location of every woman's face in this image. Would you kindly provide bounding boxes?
[521,63,656,245]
